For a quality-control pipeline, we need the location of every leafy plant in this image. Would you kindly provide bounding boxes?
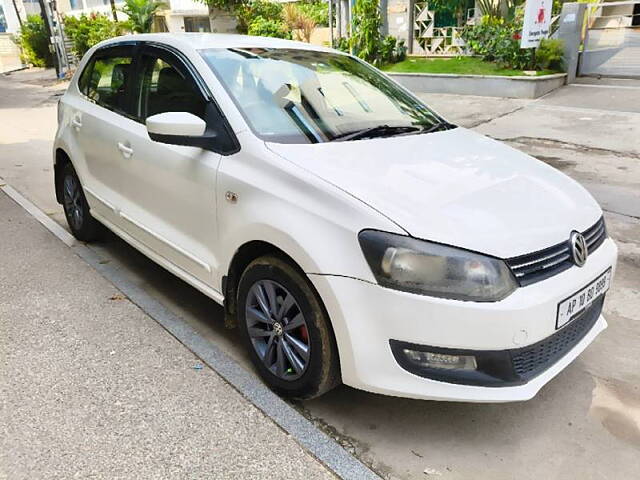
[17,15,53,67]
[119,0,167,33]
[349,0,382,64]
[536,38,564,70]
[379,35,407,64]
[475,0,501,19]
[334,36,349,53]
[247,16,291,38]
[236,0,283,34]
[428,0,472,26]
[296,1,328,27]
[463,8,563,72]
[63,13,126,58]
[462,16,533,70]
[282,3,316,42]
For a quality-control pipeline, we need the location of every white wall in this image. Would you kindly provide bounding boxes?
[1,0,24,33]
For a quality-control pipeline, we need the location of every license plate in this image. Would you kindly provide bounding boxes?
[556,268,611,329]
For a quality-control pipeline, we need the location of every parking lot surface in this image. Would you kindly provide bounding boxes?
[1,69,639,479]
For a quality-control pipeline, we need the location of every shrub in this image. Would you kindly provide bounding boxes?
[349,0,406,66]
[236,0,284,34]
[247,16,291,39]
[282,3,316,42]
[63,13,126,58]
[296,1,328,27]
[463,16,565,72]
[462,17,533,70]
[379,35,406,64]
[334,36,349,53]
[536,38,564,71]
[17,15,53,67]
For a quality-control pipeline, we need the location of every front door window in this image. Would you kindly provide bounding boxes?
[137,55,206,121]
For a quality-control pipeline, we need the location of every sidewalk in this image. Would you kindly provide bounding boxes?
[0,190,332,479]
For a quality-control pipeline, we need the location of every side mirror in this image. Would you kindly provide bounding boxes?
[146,112,207,146]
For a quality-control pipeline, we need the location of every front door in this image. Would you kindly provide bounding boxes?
[118,45,221,288]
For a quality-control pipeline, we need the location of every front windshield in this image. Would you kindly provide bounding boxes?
[200,47,444,144]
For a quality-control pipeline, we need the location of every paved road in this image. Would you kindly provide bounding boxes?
[1,69,639,479]
[0,190,333,479]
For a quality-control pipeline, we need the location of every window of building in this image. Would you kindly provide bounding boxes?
[184,16,211,33]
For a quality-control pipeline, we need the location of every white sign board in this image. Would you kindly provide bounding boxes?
[520,0,552,48]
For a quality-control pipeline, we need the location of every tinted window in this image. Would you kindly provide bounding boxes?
[85,55,133,114]
[138,55,206,120]
[77,59,93,95]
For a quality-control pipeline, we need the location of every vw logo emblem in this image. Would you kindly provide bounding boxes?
[570,231,588,267]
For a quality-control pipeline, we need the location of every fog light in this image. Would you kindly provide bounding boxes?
[402,349,477,370]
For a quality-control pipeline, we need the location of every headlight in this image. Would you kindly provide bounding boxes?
[358,230,517,302]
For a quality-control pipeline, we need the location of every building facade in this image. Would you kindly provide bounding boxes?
[60,0,237,33]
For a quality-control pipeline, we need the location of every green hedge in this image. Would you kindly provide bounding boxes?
[17,15,54,67]
[247,16,291,39]
[63,13,127,58]
[462,15,565,72]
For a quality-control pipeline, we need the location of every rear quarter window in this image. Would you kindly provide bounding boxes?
[77,59,93,96]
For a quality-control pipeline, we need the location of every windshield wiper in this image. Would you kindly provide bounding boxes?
[417,121,457,134]
[330,125,420,142]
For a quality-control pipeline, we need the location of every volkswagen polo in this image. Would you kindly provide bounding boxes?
[53,34,618,401]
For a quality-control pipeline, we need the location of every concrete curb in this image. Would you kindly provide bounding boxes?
[389,72,567,99]
[0,182,381,480]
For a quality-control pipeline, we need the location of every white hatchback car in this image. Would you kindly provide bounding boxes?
[54,34,617,401]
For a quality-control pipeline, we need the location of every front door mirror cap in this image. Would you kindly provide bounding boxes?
[146,111,206,137]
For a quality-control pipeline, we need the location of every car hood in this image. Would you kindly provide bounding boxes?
[266,128,602,258]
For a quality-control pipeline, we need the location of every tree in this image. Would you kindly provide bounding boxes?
[110,0,118,21]
[119,0,166,33]
[350,0,382,62]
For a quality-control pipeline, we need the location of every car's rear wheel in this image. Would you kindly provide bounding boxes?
[61,163,102,242]
[238,255,340,399]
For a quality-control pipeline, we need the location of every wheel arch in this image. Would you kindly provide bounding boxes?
[54,148,72,204]
[223,240,300,326]
[222,240,332,339]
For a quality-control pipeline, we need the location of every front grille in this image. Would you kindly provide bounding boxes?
[511,296,604,380]
[506,217,607,286]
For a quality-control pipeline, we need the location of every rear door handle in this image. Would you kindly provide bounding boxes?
[117,142,133,158]
[71,117,82,129]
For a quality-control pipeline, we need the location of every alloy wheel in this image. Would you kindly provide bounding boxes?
[245,280,311,381]
[63,174,84,231]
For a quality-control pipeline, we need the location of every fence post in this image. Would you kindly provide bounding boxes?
[556,2,587,84]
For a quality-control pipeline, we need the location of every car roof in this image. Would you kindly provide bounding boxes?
[97,33,336,54]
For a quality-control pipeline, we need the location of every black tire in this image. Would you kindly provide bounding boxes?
[238,255,341,399]
[61,162,102,242]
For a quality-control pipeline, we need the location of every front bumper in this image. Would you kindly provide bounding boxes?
[308,238,617,402]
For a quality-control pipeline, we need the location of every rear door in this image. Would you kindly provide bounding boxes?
[118,44,222,287]
[70,44,138,225]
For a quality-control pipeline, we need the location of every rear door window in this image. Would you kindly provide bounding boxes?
[80,47,135,116]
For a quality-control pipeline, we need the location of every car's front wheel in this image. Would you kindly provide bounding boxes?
[238,255,340,399]
[61,162,102,242]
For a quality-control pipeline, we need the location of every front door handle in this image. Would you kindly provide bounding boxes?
[71,117,82,130]
[117,142,133,158]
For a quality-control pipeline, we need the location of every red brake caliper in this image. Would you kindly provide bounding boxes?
[299,325,309,344]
